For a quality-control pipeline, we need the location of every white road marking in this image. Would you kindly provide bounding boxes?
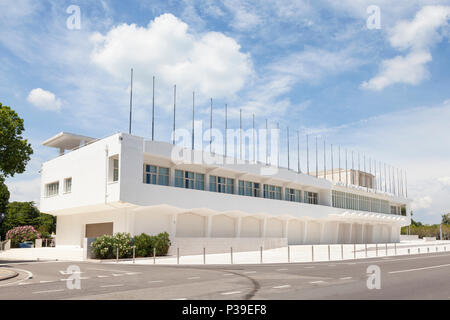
[243,271,256,274]
[389,263,450,274]
[304,266,314,269]
[221,291,242,295]
[148,280,164,283]
[272,285,291,289]
[112,274,124,277]
[188,276,200,280]
[173,298,187,300]
[309,281,325,284]
[340,277,352,280]
[32,289,64,294]
[101,284,124,288]
[18,282,32,285]
[97,275,109,278]
[223,273,234,276]
[59,270,83,275]
[39,280,55,283]
[125,272,141,275]
[276,268,288,271]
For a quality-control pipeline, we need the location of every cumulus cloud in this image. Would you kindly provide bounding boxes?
[90,13,253,103]
[27,88,62,111]
[362,5,450,91]
[411,196,433,210]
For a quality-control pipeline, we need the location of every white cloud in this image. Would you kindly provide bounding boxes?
[411,196,433,210]
[5,177,41,206]
[362,5,450,91]
[438,176,450,186]
[27,88,62,111]
[90,13,253,103]
[361,50,432,90]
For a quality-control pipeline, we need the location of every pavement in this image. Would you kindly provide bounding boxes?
[0,267,18,281]
[1,251,450,299]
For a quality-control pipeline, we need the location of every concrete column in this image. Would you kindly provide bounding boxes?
[206,215,213,237]
[348,223,353,244]
[335,222,340,243]
[261,217,267,238]
[283,220,289,238]
[319,222,326,244]
[303,221,308,244]
[361,223,365,244]
[126,210,136,236]
[236,216,242,238]
[170,214,178,239]
[205,173,211,192]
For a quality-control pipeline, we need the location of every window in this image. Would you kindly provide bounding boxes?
[238,180,260,197]
[175,170,204,190]
[63,178,72,193]
[210,176,234,194]
[144,165,169,186]
[263,184,281,200]
[304,191,318,205]
[113,158,119,182]
[332,190,391,214]
[45,182,59,197]
[285,188,301,202]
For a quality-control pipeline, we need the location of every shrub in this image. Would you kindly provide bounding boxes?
[153,232,171,256]
[6,225,40,247]
[133,233,153,257]
[91,232,133,259]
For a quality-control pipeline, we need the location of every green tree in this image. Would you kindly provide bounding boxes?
[0,103,33,178]
[0,176,9,218]
[0,201,55,239]
[442,213,450,225]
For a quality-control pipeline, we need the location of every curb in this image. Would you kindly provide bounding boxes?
[0,268,19,281]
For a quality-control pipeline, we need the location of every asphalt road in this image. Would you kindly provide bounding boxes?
[1,252,450,300]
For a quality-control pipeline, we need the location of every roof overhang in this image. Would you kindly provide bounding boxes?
[42,132,97,150]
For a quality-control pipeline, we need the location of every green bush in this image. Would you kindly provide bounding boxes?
[91,232,133,259]
[133,233,153,257]
[153,232,171,256]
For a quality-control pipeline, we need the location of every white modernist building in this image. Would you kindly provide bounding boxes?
[40,132,411,253]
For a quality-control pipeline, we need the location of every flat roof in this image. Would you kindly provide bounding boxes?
[42,132,97,150]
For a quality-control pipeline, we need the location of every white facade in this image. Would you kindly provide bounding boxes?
[40,132,411,252]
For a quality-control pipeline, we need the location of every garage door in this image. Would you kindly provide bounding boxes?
[85,222,113,238]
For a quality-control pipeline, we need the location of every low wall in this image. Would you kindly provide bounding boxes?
[400,235,419,241]
[168,237,287,255]
[424,237,436,242]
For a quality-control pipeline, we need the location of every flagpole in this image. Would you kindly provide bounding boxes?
[306,134,310,175]
[192,91,195,150]
[129,68,133,134]
[152,75,155,140]
[172,84,176,145]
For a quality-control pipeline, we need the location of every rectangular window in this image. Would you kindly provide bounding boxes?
[113,158,119,182]
[45,182,59,197]
[210,176,234,194]
[285,188,301,202]
[175,170,204,190]
[264,184,282,200]
[144,165,169,186]
[63,178,72,193]
[304,191,318,205]
[238,180,259,197]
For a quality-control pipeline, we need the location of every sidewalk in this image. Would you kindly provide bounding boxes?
[0,268,18,281]
[111,240,450,265]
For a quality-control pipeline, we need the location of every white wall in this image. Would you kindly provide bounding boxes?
[288,220,304,245]
[241,216,262,237]
[211,214,235,237]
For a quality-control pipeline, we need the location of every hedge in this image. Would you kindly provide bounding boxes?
[91,232,171,259]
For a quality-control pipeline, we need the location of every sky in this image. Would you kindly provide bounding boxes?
[1,0,450,224]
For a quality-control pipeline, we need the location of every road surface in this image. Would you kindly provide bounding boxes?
[1,252,449,300]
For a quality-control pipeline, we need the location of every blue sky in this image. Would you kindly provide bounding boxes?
[1,0,450,224]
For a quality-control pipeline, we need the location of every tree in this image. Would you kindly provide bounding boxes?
[442,213,450,225]
[0,103,33,178]
[0,202,55,239]
[0,176,9,219]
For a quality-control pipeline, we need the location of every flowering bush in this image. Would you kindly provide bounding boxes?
[91,232,133,259]
[6,225,41,247]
